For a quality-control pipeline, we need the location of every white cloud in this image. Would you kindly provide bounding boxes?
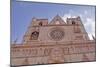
[88,34,93,40]
[84,18,95,40]
[62,14,71,22]
[62,14,77,22]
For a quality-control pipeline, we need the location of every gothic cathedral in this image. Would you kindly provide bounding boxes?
[11,15,96,66]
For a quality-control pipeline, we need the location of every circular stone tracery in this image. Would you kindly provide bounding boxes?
[49,29,64,41]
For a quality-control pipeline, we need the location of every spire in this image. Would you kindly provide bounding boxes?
[55,14,60,18]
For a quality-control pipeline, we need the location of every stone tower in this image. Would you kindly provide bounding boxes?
[11,15,96,66]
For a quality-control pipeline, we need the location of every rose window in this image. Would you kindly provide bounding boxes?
[49,29,64,41]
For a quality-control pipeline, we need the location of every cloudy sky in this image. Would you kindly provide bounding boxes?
[11,0,95,43]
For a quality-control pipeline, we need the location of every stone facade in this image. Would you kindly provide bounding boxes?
[11,15,96,66]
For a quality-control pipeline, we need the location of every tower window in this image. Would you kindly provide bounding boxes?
[72,21,75,24]
[39,22,42,26]
[30,31,39,40]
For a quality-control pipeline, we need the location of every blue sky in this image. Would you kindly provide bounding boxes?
[11,0,95,43]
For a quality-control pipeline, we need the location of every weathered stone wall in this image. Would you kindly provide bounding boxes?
[11,40,95,66]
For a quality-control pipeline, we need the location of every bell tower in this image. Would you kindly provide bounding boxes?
[67,16,89,40]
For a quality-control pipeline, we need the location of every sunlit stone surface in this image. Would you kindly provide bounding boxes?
[11,15,96,66]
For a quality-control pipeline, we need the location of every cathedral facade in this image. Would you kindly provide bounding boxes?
[11,15,96,66]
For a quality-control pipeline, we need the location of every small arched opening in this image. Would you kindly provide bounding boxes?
[72,21,75,24]
[30,31,39,40]
[39,22,42,26]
